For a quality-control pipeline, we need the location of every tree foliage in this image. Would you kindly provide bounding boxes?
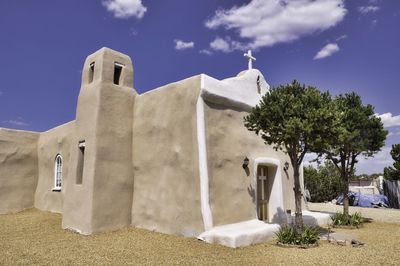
[322,92,387,216]
[384,144,400,180]
[244,80,336,231]
[304,161,343,202]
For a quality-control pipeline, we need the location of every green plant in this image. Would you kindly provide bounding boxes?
[331,212,364,227]
[276,225,320,245]
[384,144,400,181]
[323,92,387,216]
[244,80,336,231]
[300,227,320,244]
[304,161,344,202]
[276,225,296,244]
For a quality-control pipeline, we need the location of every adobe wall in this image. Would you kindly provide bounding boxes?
[62,47,136,234]
[0,128,39,214]
[131,75,204,237]
[204,101,296,226]
[34,121,75,213]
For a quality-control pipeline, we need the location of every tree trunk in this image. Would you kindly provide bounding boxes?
[342,170,350,217]
[293,164,303,232]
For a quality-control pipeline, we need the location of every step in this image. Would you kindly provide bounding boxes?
[197,219,280,248]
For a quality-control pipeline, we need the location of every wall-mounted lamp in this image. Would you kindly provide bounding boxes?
[284,161,290,171]
[242,157,250,169]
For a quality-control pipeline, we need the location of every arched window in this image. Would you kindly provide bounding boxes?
[54,154,63,191]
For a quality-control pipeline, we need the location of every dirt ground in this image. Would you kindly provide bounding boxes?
[1,209,400,265]
[307,202,400,223]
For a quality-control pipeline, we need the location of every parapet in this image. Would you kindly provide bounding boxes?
[80,47,134,88]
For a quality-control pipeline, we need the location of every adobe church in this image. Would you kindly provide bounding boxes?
[0,48,329,247]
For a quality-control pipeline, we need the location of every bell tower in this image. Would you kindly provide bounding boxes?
[62,47,136,234]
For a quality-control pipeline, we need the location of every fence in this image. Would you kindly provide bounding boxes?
[383,180,400,209]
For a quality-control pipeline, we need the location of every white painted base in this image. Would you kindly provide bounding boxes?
[197,220,280,248]
[298,210,334,226]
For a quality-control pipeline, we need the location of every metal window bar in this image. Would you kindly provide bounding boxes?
[55,156,62,188]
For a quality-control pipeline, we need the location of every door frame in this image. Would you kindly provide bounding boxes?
[253,158,285,223]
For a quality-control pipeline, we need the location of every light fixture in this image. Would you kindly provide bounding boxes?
[242,157,249,169]
[284,161,290,171]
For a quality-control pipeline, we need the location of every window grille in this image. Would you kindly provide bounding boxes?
[54,154,63,190]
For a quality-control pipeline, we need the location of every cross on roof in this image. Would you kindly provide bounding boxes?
[244,50,256,70]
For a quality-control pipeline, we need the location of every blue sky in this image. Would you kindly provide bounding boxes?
[0,0,399,174]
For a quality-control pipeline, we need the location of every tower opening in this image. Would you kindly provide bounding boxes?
[76,141,85,185]
[113,62,124,85]
[89,62,95,83]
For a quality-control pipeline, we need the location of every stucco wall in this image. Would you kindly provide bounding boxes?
[62,47,135,234]
[34,121,75,213]
[131,75,204,237]
[91,83,136,232]
[204,101,296,226]
[0,128,39,214]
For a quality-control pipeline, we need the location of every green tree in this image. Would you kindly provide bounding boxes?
[383,144,400,180]
[244,80,336,232]
[323,92,387,216]
[304,161,343,202]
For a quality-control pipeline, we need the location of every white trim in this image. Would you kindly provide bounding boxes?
[196,71,270,231]
[200,69,269,111]
[253,158,285,223]
[196,92,213,231]
[114,62,125,68]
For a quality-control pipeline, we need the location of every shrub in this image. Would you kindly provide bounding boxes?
[276,225,320,246]
[304,161,344,202]
[331,212,364,227]
[384,144,400,181]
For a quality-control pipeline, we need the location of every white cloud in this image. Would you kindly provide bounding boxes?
[3,117,29,127]
[174,39,194,50]
[303,152,320,168]
[210,37,231,53]
[205,0,347,50]
[304,148,393,175]
[313,43,339,59]
[209,36,245,53]
[376,112,400,128]
[336,34,347,41]
[357,146,393,174]
[199,49,213,56]
[130,29,138,36]
[358,6,380,14]
[388,130,400,137]
[102,0,147,19]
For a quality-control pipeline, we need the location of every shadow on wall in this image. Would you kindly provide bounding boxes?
[244,167,250,176]
[247,184,255,204]
[271,207,287,224]
[301,214,323,227]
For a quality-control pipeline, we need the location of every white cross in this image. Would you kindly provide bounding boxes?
[244,50,256,70]
[258,168,267,200]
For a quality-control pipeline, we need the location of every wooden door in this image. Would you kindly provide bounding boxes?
[257,166,268,221]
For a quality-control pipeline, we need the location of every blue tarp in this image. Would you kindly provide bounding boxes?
[336,192,389,208]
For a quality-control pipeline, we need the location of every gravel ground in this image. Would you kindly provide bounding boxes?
[307,202,400,223]
[1,208,400,265]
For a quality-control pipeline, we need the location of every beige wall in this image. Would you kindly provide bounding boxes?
[62,48,136,234]
[34,121,75,213]
[131,76,204,237]
[0,128,39,214]
[204,101,296,226]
